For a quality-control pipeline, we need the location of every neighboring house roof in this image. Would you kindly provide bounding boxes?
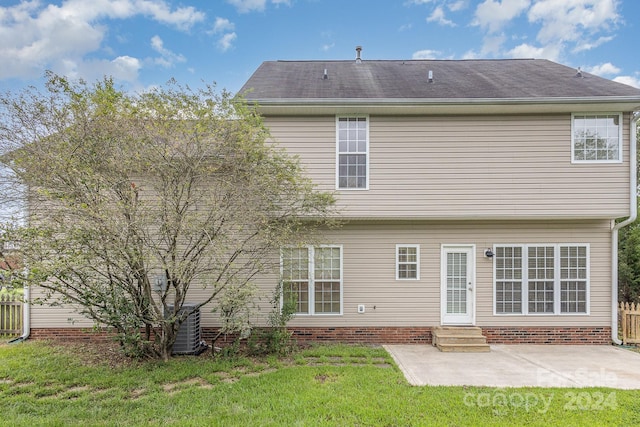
[240,58,640,114]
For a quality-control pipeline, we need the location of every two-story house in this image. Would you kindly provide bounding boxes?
[236,55,640,345]
[27,54,640,346]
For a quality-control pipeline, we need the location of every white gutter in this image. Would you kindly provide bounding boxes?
[612,111,640,345]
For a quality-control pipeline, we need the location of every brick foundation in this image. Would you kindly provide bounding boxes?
[29,327,115,342]
[483,326,612,344]
[288,327,433,344]
[29,326,612,345]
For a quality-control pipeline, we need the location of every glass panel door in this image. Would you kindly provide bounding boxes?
[441,245,475,325]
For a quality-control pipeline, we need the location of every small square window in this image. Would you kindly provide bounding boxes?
[396,245,419,280]
[572,114,622,162]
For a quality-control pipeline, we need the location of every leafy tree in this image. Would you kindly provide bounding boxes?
[0,73,335,360]
[618,122,640,303]
[619,209,640,303]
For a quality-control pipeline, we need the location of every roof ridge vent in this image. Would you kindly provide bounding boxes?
[355,46,362,63]
[575,67,583,78]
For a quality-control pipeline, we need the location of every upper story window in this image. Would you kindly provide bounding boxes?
[337,117,368,189]
[572,113,622,163]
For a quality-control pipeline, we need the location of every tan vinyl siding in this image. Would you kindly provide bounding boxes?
[30,220,611,328]
[265,114,631,219]
[278,220,612,328]
[30,288,95,328]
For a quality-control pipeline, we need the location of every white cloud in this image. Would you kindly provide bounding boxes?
[448,1,468,12]
[399,23,413,31]
[528,0,619,45]
[462,49,480,59]
[217,32,237,52]
[321,43,335,52]
[0,0,204,81]
[133,0,205,31]
[227,0,265,13]
[209,17,237,52]
[427,6,456,26]
[59,55,142,83]
[613,76,640,89]
[150,35,186,68]
[583,62,620,77]
[469,0,620,64]
[212,17,235,33]
[227,0,290,13]
[407,0,436,4]
[108,55,143,81]
[573,35,614,53]
[480,33,507,55]
[412,49,442,59]
[473,0,530,33]
[507,42,561,60]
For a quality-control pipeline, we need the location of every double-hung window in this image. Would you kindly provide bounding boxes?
[281,246,342,315]
[396,245,419,280]
[572,113,622,162]
[337,117,368,189]
[494,244,589,315]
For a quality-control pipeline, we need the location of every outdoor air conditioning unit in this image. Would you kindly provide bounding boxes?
[166,303,206,355]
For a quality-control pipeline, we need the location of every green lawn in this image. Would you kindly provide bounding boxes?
[0,341,638,426]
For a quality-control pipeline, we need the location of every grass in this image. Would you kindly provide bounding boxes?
[1,341,639,426]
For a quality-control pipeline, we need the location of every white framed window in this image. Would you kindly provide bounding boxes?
[494,246,523,314]
[396,244,420,280]
[281,246,342,315]
[336,116,368,189]
[560,245,588,313]
[493,244,589,315]
[572,113,622,163]
[527,246,555,314]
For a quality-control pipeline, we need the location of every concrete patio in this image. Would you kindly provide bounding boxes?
[384,344,640,389]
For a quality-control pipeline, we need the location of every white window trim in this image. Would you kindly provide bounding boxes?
[335,115,370,190]
[280,245,343,316]
[492,244,525,316]
[571,112,623,164]
[493,243,590,316]
[396,244,420,280]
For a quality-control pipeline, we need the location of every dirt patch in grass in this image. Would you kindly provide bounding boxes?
[163,377,214,395]
[314,373,339,384]
[130,388,147,400]
[51,341,144,369]
[49,341,394,374]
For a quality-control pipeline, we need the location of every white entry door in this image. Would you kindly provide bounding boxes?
[441,245,475,325]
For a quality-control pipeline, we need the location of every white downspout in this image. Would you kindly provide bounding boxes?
[612,111,639,345]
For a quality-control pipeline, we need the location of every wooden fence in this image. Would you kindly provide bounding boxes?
[619,302,640,345]
[0,293,23,336]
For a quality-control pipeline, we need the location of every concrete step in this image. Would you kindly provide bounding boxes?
[437,343,491,352]
[432,326,491,352]
[434,335,488,345]
[432,326,483,336]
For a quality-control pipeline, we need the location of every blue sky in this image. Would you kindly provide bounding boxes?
[0,0,639,95]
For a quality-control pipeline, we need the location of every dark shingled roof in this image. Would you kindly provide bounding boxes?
[240,59,640,101]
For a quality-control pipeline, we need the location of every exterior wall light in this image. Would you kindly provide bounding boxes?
[484,248,494,258]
